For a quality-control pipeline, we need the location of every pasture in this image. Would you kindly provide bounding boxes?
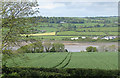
[5,52,118,70]
[57,31,118,36]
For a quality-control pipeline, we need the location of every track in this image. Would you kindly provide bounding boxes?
[61,53,72,68]
[52,52,70,68]
[52,52,72,68]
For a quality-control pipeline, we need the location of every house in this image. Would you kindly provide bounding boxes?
[92,36,99,40]
[71,37,79,40]
[81,36,86,39]
[101,36,117,40]
[60,21,66,23]
[40,30,46,33]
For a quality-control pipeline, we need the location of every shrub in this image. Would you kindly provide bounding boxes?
[17,41,43,53]
[50,47,56,52]
[86,46,98,52]
[52,43,65,52]
[2,49,12,55]
[2,67,119,78]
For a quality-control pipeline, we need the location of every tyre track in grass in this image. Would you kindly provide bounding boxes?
[61,53,72,68]
[52,52,70,68]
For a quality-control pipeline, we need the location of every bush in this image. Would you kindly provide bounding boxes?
[50,42,67,52]
[86,46,98,52]
[2,49,12,55]
[50,47,56,52]
[17,41,43,53]
[2,67,119,78]
[17,45,31,53]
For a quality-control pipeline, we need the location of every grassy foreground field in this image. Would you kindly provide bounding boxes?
[6,52,118,70]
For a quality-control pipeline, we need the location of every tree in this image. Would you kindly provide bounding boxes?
[2,2,39,49]
[17,41,43,53]
[86,46,98,52]
[30,41,43,53]
[43,42,52,52]
[51,43,65,52]
[1,1,40,66]
[50,47,56,52]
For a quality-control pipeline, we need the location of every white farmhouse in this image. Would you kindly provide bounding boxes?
[60,21,65,23]
[81,36,86,39]
[92,36,99,40]
[109,36,117,39]
[101,36,117,40]
[71,37,79,40]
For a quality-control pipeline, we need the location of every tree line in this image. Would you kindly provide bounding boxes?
[28,16,117,24]
[16,41,68,53]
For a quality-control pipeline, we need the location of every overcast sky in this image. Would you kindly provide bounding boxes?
[33,2,118,17]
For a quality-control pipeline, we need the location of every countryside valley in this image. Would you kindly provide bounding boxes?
[1,2,119,78]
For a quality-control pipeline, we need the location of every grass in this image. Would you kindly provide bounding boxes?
[57,31,118,36]
[65,52,118,70]
[21,35,80,41]
[5,52,118,70]
[76,27,118,32]
[32,27,58,33]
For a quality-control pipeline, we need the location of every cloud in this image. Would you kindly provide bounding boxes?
[33,2,65,9]
[37,0,119,2]
[34,2,118,17]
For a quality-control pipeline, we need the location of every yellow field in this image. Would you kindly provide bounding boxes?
[21,32,56,36]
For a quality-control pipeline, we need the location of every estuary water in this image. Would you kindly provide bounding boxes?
[9,41,118,52]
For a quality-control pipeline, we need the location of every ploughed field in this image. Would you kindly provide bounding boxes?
[6,52,118,70]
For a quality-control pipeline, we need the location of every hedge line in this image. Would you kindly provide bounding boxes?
[2,66,120,78]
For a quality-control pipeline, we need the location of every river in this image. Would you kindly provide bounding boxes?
[9,41,118,52]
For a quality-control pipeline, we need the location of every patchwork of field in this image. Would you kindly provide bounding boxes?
[6,52,118,70]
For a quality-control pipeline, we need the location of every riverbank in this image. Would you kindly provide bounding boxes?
[9,41,118,52]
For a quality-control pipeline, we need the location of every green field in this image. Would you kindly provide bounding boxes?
[57,31,118,36]
[3,17,118,42]
[21,36,79,41]
[5,52,118,70]
[76,27,118,32]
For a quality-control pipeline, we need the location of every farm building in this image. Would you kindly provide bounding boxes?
[71,37,79,40]
[40,30,46,33]
[101,36,117,40]
[81,36,86,39]
[92,36,99,40]
[60,21,66,23]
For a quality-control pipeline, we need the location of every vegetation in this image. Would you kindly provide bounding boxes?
[50,43,65,52]
[17,42,67,53]
[86,46,98,52]
[2,66,119,78]
[43,42,52,52]
[3,16,118,42]
[2,2,40,49]
[17,41,43,53]
[21,32,56,36]
[1,2,118,77]
[4,52,118,70]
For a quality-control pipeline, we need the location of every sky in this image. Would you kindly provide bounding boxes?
[33,2,118,17]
